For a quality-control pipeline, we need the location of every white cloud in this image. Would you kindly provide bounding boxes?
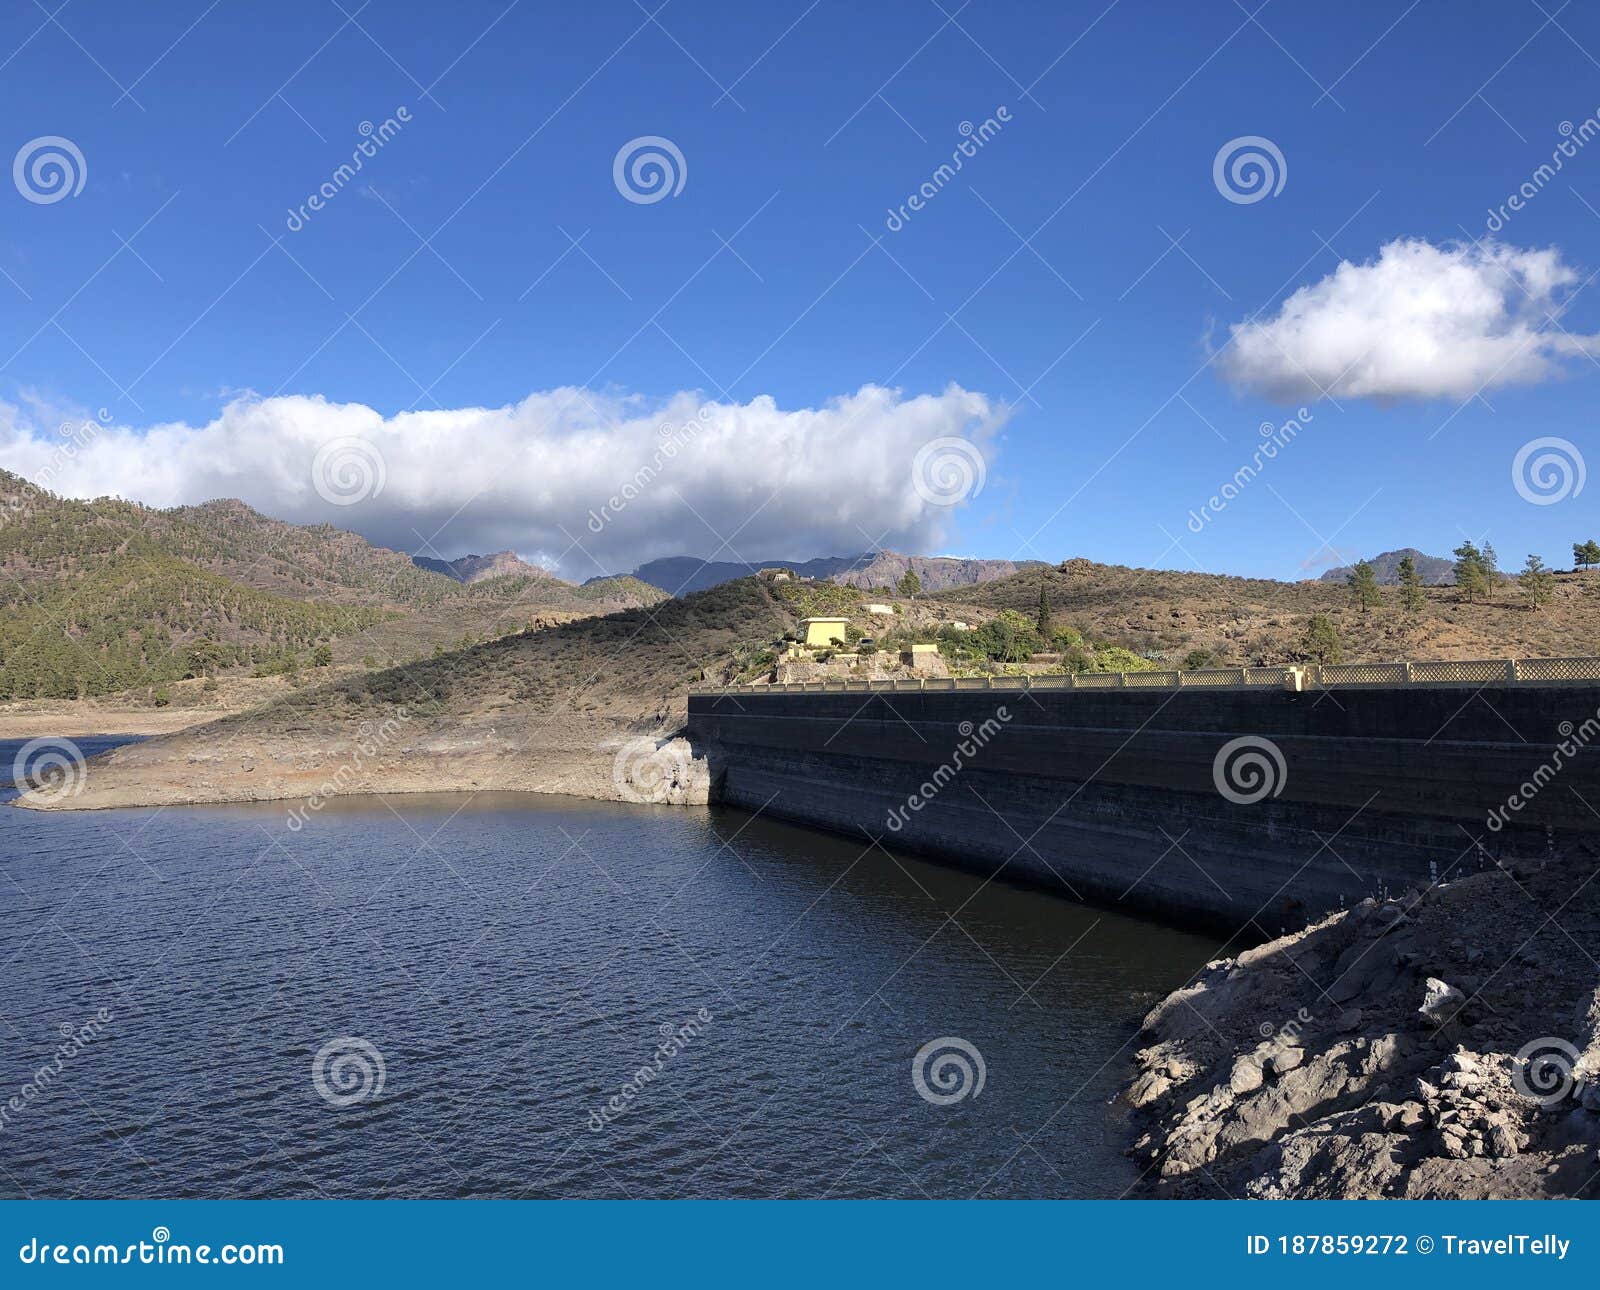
[0,385,1005,579]
[1218,237,1600,402]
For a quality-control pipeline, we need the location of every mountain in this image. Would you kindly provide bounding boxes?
[0,471,664,699]
[412,550,558,584]
[628,551,1040,597]
[831,552,1043,593]
[1319,548,1455,586]
[630,553,875,595]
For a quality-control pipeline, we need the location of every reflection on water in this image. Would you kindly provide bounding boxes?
[0,736,1214,1198]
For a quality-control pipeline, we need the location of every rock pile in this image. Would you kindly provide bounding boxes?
[1123,857,1600,1198]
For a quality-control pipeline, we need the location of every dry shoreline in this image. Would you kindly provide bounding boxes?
[0,706,219,739]
[8,705,709,813]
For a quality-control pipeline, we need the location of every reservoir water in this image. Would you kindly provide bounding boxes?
[1,736,1215,1198]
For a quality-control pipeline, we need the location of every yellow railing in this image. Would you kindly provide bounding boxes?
[691,656,1600,697]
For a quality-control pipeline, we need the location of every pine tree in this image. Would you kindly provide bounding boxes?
[1397,554,1425,613]
[897,569,921,599]
[1453,541,1488,603]
[1585,540,1600,571]
[1520,553,1555,610]
[1301,615,1342,664]
[1481,542,1499,598]
[1346,559,1381,614]
[1036,579,1051,636]
[1574,541,1589,573]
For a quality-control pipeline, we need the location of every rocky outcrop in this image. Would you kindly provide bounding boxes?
[412,550,560,584]
[1124,858,1600,1198]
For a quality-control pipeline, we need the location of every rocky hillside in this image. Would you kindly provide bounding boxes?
[1126,858,1600,1198]
[629,553,875,595]
[831,552,1041,593]
[628,550,1039,596]
[1320,548,1455,586]
[936,557,1600,665]
[413,549,556,584]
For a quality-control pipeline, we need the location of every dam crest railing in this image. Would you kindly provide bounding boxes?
[691,656,1600,696]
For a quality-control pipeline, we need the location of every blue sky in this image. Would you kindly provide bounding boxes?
[3,0,1600,580]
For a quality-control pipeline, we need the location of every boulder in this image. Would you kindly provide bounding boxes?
[1419,977,1465,1026]
[1230,1055,1265,1096]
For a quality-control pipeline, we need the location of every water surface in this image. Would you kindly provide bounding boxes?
[0,735,1215,1198]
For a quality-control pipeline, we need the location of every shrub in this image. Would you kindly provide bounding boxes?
[973,610,1042,663]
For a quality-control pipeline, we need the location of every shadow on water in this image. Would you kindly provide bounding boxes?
[0,741,1216,1199]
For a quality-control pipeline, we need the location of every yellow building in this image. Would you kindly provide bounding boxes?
[798,616,851,648]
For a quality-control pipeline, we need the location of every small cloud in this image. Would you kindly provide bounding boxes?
[1218,237,1600,403]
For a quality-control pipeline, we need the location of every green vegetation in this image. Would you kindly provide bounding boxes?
[773,579,858,618]
[0,549,382,699]
[1346,559,1380,614]
[1453,541,1492,604]
[897,569,921,598]
[1520,553,1555,610]
[1574,540,1600,572]
[0,470,667,700]
[927,611,1153,676]
[1299,615,1342,665]
[1397,554,1425,613]
[972,609,1041,663]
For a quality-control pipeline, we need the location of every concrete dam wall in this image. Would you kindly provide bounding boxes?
[686,682,1600,934]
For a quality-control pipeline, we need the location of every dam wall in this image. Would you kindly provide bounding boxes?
[686,680,1600,934]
